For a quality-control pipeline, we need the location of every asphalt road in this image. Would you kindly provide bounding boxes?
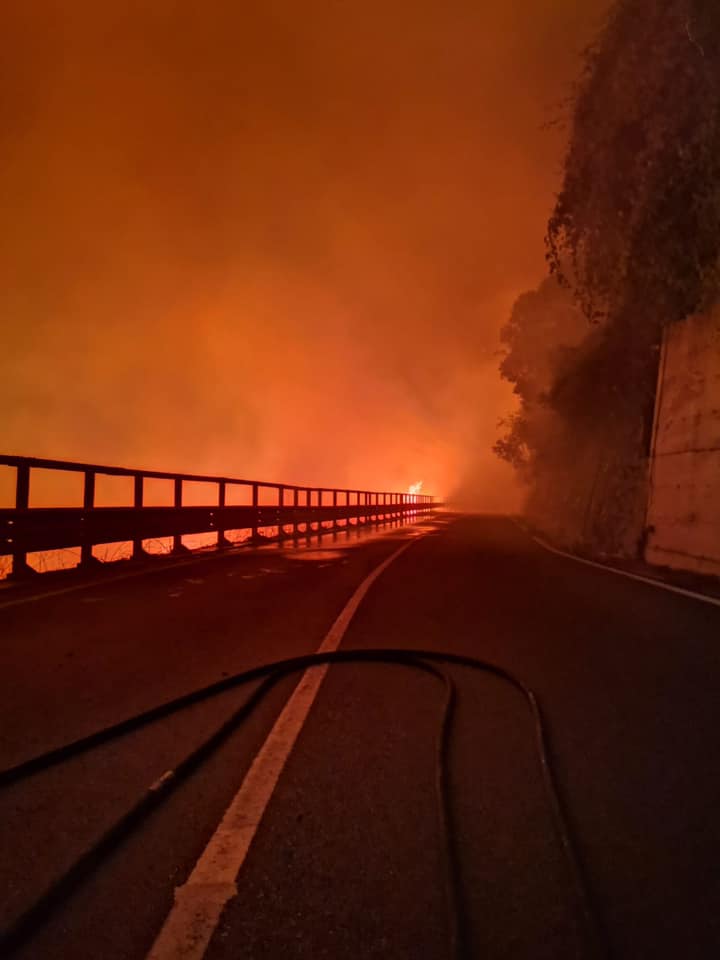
[1,515,719,959]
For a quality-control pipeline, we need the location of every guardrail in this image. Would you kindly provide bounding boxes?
[0,455,438,578]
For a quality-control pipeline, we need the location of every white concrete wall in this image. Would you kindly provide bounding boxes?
[646,309,720,575]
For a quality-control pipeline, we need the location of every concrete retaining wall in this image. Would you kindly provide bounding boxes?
[646,309,720,575]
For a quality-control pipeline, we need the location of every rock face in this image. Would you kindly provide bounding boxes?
[646,309,720,576]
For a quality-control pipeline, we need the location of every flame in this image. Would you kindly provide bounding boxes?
[408,481,423,496]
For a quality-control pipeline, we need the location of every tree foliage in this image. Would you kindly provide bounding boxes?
[547,0,720,331]
[494,278,586,474]
[493,411,532,473]
[499,277,586,404]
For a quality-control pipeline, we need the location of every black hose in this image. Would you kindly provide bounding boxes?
[0,649,610,960]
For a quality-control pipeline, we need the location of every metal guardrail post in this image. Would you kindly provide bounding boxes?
[278,486,284,540]
[80,470,98,567]
[251,482,259,542]
[293,488,299,537]
[217,481,232,548]
[10,463,33,578]
[332,489,338,529]
[132,474,145,559]
[172,477,188,554]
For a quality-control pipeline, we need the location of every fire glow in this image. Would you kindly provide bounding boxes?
[0,1,599,518]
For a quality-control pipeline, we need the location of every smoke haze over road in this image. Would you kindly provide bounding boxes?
[2,1,608,507]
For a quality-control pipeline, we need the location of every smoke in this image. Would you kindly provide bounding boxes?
[1,1,609,508]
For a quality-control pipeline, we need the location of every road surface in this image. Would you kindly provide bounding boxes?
[1,515,719,959]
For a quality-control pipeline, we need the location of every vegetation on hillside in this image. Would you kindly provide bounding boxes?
[496,0,720,477]
[548,0,720,330]
[493,277,585,474]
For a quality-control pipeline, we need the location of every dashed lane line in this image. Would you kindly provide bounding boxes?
[145,534,425,960]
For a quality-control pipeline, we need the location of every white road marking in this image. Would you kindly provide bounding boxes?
[516,520,720,610]
[149,771,176,792]
[145,535,422,960]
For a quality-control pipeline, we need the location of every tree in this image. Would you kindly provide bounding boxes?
[494,277,586,474]
[547,0,720,333]
[493,412,532,474]
[537,0,720,431]
[499,276,587,404]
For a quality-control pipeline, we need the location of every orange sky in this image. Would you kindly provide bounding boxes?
[1,1,609,507]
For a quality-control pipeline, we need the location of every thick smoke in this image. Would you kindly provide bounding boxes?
[1,1,608,508]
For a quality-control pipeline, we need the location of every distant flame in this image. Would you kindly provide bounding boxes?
[408,481,423,495]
